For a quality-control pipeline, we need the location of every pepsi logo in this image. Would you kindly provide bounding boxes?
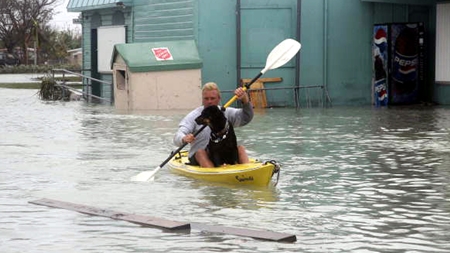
[374,28,387,45]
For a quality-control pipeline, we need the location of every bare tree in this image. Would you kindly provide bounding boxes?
[38,25,82,64]
[0,1,19,52]
[0,0,57,64]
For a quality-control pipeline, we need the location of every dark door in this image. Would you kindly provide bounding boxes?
[90,29,101,97]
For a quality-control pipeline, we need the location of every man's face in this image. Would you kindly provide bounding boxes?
[202,90,221,107]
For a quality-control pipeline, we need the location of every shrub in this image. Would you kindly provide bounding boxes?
[38,75,70,101]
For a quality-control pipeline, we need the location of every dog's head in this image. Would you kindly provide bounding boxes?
[195,106,226,130]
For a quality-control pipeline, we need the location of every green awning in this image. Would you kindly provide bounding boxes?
[112,40,203,72]
[67,0,133,12]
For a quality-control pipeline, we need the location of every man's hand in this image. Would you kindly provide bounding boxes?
[182,134,195,144]
[235,87,249,104]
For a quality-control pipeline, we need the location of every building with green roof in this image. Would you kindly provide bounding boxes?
[111,40,202,110]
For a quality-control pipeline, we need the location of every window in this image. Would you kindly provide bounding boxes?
[116,70,126,90]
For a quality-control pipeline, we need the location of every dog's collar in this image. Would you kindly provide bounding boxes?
[210,121,229,143]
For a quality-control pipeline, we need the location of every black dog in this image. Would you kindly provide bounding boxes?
[195,105,238,167]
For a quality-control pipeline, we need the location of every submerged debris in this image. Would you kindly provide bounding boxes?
[38,75,70,101]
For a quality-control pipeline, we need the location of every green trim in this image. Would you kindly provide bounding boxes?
[67,0,133,12]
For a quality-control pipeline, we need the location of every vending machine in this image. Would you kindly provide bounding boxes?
[372,23,425,106]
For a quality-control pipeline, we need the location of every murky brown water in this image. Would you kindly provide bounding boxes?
[1,88,450,252]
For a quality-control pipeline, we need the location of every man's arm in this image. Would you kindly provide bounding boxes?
[173,109,200,147]
[225,95,253,127]
[240,101,254,126]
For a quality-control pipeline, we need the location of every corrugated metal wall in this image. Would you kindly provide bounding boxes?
[197,0,300,107]
[76,0,439,106]
[133,0,195,42]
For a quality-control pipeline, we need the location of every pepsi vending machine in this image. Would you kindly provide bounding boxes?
[373,23,424,106]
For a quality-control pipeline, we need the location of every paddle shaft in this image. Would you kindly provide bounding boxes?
[158,124,207,168]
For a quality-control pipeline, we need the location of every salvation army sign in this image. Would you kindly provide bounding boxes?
[151,47,173,61]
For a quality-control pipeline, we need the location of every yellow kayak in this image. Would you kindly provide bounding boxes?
[167,151,280,187]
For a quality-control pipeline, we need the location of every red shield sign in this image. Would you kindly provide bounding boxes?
[151,47,173,61]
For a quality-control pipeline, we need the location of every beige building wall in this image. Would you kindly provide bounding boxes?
[113,56,202,110]
[129,69,202,110]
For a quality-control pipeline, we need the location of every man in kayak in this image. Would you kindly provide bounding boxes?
[173,82,253,167]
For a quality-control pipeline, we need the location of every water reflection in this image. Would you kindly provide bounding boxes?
[2,89,450,252]
[269,107,450,251]
[189,180,280,210]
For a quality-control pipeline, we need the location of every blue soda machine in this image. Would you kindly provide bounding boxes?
[373,23,425,106]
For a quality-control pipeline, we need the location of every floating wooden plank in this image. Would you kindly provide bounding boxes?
[191,222,296,243]
[29,198,296,243]
[29,198,190,231]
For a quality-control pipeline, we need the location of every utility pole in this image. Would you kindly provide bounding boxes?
[33,19,38,65]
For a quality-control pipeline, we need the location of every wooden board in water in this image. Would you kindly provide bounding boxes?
[29,198,296,242]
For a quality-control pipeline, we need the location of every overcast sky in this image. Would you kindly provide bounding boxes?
[50,0,81,31]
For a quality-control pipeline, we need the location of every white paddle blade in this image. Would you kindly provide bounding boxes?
[130,167,161,182]
[262,38,301,74]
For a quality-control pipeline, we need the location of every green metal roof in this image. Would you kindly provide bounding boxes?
[112,40,203,72]
[67,0,133,12]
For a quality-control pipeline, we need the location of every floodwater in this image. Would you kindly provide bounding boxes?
[1,88,450,252]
